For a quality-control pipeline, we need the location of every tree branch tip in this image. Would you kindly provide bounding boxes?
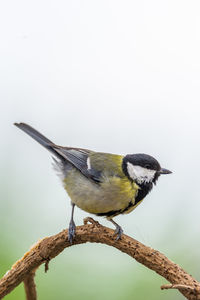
[161,284,195,291]
[83,217,101,227]
[44,259,50,273]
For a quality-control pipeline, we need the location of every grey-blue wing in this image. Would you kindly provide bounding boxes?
[54,147,102,182]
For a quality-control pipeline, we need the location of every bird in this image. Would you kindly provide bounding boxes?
[14,123,172,242]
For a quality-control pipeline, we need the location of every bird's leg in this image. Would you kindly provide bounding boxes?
[109,219,123,240]
[68,203,76,243]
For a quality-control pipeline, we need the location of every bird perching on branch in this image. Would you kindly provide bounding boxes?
[14,122,172,242]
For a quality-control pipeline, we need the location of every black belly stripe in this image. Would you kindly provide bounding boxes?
[96,209,121,217]
[96,182,153,218]
[96,200,136,218]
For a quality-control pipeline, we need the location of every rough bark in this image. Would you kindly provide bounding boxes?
[0,218,199,299]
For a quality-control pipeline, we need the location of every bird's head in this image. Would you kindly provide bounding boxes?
[122,153,172,186]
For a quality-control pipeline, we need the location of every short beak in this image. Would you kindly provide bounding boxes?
[159,168,172,175]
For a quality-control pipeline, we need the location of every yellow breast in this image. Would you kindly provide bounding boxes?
[63,169,139,214]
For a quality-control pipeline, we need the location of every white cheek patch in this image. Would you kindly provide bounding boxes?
[127,163,156,184]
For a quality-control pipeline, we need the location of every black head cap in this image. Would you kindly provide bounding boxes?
[123,153,161,171]
[122,153,171,185]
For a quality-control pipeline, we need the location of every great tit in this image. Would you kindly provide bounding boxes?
[14,123,172,242]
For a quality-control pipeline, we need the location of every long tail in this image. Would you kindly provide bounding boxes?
[14,123,63,160]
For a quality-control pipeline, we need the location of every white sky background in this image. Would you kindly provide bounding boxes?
[0,0,200,259]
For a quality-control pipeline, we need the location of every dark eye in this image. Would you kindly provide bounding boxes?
[144,164,151,169]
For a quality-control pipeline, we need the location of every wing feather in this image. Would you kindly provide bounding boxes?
[53,147,102,182]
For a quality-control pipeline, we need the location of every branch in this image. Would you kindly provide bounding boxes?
[161,284,199,291]
[0,218,200,300]
[23,270,37,300]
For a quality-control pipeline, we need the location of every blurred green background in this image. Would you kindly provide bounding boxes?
[1,0,200,299]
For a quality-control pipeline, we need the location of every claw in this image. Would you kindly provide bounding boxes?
[109,219,124,241]
[68,220,76,244]
[68,203,76,244]
[113,225,123,241]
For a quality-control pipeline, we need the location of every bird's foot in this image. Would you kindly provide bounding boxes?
[113,224,123,241]
[68,220,76,244]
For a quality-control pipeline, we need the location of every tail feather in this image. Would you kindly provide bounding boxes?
[14,123,63,160]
